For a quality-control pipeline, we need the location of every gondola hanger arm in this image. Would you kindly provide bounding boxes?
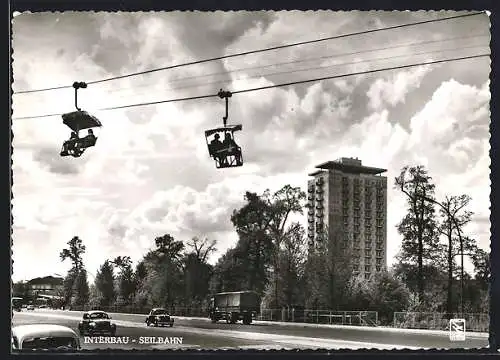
[217,89,232,127]
[73,81,88,111]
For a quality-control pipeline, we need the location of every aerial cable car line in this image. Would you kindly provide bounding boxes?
[12,52,489,121]
[100,44,488,99]
[15,43,489,113]
[13,11,484,95]
[14,53,489,168]
[90,33,489,97]
[47,44,482,109]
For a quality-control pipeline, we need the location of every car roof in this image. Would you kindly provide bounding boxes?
[85,310,108,315]
[13,325,78,341]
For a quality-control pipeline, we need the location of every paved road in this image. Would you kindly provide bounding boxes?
[12,309,488,351]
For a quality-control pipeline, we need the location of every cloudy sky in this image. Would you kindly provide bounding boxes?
[11,11,491,282]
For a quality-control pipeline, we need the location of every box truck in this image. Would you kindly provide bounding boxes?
[209,291,260,325]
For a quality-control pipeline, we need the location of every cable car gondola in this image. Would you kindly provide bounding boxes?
[60,82,102,158]
[205,90,244,169]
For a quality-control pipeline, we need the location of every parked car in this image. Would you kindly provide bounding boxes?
[12,324,80,351]
[78,310,116,336]
[146,308,174,327]
[26,305,35,311]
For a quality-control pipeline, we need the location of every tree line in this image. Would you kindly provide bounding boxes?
[21,165,489,324]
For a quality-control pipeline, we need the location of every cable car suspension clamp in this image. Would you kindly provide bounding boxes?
[73,81,88,111]
[218,89,232,128]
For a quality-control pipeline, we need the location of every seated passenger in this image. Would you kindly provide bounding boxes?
[60,132,79,156]
[222,132,239,154]
[210,133,228,166]
[82,129,97,147]
[210,133,223,155]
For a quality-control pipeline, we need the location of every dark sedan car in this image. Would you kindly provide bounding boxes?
[146,308,174,327]
[78,310,116,336]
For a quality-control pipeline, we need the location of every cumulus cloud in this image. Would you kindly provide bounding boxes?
[367,65,433,110]
[11,11,491,281]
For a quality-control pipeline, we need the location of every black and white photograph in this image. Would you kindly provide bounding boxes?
[10,10,492,351]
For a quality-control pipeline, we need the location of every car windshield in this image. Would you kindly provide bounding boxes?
[152,309,167,315]
[89,313,109,320]
[22,336,78,350]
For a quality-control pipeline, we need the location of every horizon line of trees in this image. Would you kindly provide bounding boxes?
[14,165,490,324]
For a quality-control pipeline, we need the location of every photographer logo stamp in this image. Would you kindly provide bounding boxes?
[449,319,466,341]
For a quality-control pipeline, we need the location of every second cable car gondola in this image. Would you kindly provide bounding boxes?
[59,82,102,158]
[205,89,244,169]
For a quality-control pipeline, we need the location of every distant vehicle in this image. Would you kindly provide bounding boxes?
[146,308,174,327]
[209,291,260,325]
[26,305,35,311]
[12,297,23,312]
[78,310,116,336]
[12,324,80,351]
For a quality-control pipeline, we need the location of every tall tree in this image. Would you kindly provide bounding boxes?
[59,236,86,272]
[231,191,275,294]
[59,236,86,307]
[152,234,185,307]
[436,195,473,315]
[304,226,353,309]
[132,261,149,308]
[395,166,439,304]
[263,222,307,307]
[267,185,306,308]
[94,260,116,307]
[71,269,90,308]
[471,247,490,288]
[210,247,249,293]
[112,256,136,306]
[280,222,307,307]
[184,237,217,307]
[62,269,78,308]
[186,237,217,263]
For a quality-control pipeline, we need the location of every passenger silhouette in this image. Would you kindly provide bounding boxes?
[210,133,223,153]
[83,129,97,147]
[60,132,79,156]
[222,132,238,154]
[210,133,227,166]
[222,132,242,166]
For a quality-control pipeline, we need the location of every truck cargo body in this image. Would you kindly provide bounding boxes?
[209,291,260,325]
